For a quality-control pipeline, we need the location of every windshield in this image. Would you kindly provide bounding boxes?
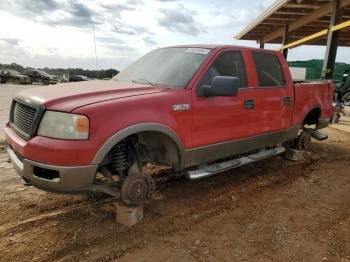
[113,47,211,88]
[8,70,20,76]
[37,70,49,75]
[78,75,89,80]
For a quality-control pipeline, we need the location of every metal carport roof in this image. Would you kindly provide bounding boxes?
[236,0,350,47]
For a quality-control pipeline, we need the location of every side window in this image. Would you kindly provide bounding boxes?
[253,52,286,87]
[198,52,248,89]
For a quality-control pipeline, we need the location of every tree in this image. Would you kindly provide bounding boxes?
[0,63,119,79]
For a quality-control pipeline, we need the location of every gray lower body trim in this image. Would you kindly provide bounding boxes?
[187,126,300,167]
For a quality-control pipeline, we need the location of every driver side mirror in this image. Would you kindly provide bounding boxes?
[201,76,240,97]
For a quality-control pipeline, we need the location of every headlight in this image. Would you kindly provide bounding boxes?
[38,111,89,139]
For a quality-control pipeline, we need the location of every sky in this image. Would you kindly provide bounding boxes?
[0,0,349,70]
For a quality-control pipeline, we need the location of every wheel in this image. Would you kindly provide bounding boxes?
[42,79,49,85]
[120,173,155,206]
[343,92,350,106]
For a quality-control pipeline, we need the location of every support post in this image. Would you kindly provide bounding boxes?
[259,40,265,49]
[321,0,342,79]
[115,202,144,227]
[282,24,289,59]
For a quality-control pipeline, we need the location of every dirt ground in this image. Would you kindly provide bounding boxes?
[0,84,349,262]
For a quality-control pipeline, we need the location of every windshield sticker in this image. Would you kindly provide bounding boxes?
[185,48,210,55]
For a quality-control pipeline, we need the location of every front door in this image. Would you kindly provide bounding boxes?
[190,50,262,164]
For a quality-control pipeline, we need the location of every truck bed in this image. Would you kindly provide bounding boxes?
[292,81,334,127]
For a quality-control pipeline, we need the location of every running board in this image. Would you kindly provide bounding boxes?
[186,147,285,180]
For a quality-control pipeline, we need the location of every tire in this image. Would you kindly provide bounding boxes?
[343,92,350,106]
[42,79,49,85]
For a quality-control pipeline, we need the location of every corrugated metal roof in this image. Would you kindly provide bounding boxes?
[235,0,350,47]
[235,0,289,40]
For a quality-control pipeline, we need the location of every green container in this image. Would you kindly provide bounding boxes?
[288,59,350,83]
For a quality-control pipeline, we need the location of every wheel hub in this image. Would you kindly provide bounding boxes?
[121,174,155,206]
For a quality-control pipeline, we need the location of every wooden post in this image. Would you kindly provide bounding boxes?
[282,24,289,59]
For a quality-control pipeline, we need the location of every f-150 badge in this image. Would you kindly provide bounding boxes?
[173,104,190,111]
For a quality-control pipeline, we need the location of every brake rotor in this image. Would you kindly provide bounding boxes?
[121,173,155,206]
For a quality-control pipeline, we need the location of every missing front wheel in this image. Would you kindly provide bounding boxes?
[120,173,155,206]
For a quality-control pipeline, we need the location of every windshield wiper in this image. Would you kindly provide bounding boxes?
[132,78,155,86]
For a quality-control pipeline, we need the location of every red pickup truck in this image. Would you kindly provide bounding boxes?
[5,45,333,206]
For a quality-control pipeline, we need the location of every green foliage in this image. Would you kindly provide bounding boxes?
[0,63,119,79]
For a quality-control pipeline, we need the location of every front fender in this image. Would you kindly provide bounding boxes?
[91,122,188,169]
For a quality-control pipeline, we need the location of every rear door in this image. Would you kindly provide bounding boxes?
[33,71,41,82]
[250,51,294,132]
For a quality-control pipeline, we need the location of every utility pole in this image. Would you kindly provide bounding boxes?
[93,23,98,69]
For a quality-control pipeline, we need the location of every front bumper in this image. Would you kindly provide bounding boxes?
[19,78,31,84]
[5,144,98,194]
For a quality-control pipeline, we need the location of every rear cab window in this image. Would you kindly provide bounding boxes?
[253,52,286,87]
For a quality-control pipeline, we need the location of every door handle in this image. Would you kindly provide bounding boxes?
[284,96,292,106]
[244,99,255,110]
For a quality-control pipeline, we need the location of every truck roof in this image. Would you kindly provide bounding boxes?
[170,44,277,53]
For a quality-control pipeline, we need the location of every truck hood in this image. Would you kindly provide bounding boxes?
[15,80,168,112]
[15,74,29,79]
[44,74,57,79]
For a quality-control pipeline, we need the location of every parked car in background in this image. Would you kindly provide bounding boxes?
[69,75,89,82]
[24,69,58,85]
[0,69,31,84]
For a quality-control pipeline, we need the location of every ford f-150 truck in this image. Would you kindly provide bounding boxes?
[5,45,334,206]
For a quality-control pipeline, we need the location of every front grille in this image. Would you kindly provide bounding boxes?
[12,101,38,138]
